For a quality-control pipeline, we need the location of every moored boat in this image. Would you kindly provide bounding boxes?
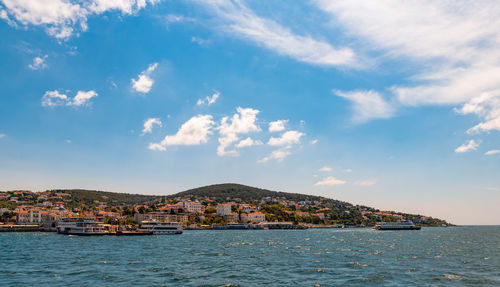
[138,221,183,235]
[56,217,110,236]
[375,221,421,230]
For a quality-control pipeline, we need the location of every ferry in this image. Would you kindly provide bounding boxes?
[56,217,110,236]
[375,221,421,230]
[138,221,183,235]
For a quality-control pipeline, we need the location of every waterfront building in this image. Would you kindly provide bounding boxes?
[17,208,43,224]
[248,212,266,223]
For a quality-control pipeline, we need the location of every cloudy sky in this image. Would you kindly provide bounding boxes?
[1,0,499,224]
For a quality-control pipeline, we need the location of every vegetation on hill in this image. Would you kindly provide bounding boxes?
[50,189,159,210]
[39,184,450,226]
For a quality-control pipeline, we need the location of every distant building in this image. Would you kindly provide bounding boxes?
[134,212,191,224]
[247,212,266,223]
[216,203,232,216]
[17,208,43,224]
[177,201,203,213]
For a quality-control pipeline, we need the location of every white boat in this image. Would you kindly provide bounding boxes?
[375,220,421,230]
[56,217,110,236]
[139,221,183,235]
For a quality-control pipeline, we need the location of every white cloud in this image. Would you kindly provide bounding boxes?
[268,130,304,146]
[131,63,158,93]
[142,117,162,135]
[71,90,97,106]
[148,143,166,151]
[197,92,220,106]
[191,36,211,46]
[485,150,500,156]
[334,90,394,122]
[41,90,97,107]
[355,179,377,186]
[455,91,500,134]
[217,107,260,156]
[314,176,346,186]
[1,0,159,39]
[236,137,262,148]
[149,115,214,151]
[455,140,480,153]
[0,133,5,138]
[310,139,318,145]
[28,55,47,70]
[200,0,356,67]
[268,120,287,132]
[318,166,332,172]
[41,90,68,107]
[164,14,194,26]
[315,1,500,132]
[258,148,291,163]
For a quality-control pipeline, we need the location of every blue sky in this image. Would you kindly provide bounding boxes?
[0,0,499,224]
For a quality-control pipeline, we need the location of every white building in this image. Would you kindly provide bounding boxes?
[17,208,43,224]
[248,212,266,223]
[177,201,203,213]
[216,203,232,216]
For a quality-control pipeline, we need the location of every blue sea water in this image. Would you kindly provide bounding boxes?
[1,226,499,286]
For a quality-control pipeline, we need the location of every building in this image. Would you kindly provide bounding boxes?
[216,203,232,216]
[247,212,266,223]
[134,212,192,224]
[17,208,43,224]
[177,201,203,213]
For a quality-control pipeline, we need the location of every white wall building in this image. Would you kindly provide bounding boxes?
[216,203,232,216]
[177,201,203,213]
[248,212,266,223]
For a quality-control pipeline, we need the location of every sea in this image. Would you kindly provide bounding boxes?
[1,226,499,286]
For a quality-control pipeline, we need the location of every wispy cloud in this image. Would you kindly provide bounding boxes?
[314,176,346,186]
[318,166,332,172]
[355,179,377,186]
[334,90,394,123]
[200,0,357,67]
[28,55,47,70]
[142,118,162,135]
[41,90,97,107]
[131,63,158,94]
[485,149,500,156]
[258,147,291,163]
[197,92,220,106]
[315,1,500,133]
[455,140,480,153]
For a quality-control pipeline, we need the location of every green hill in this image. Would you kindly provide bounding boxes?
[42,184,451,226]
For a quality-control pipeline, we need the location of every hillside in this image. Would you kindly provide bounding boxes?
[38,184,450,226]
[170,183,337,203]
[53,189,159,209]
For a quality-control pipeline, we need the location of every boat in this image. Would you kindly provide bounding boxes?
[138,221,183,235]
[375,221,421,230]
[226,223,249,230]
[56,217,110,236]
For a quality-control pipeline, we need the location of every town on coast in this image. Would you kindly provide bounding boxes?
[0,184,450,234]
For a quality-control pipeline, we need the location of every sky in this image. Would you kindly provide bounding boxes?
[0,0,499,225]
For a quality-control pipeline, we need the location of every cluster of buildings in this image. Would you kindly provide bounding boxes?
[1,190,439,229]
